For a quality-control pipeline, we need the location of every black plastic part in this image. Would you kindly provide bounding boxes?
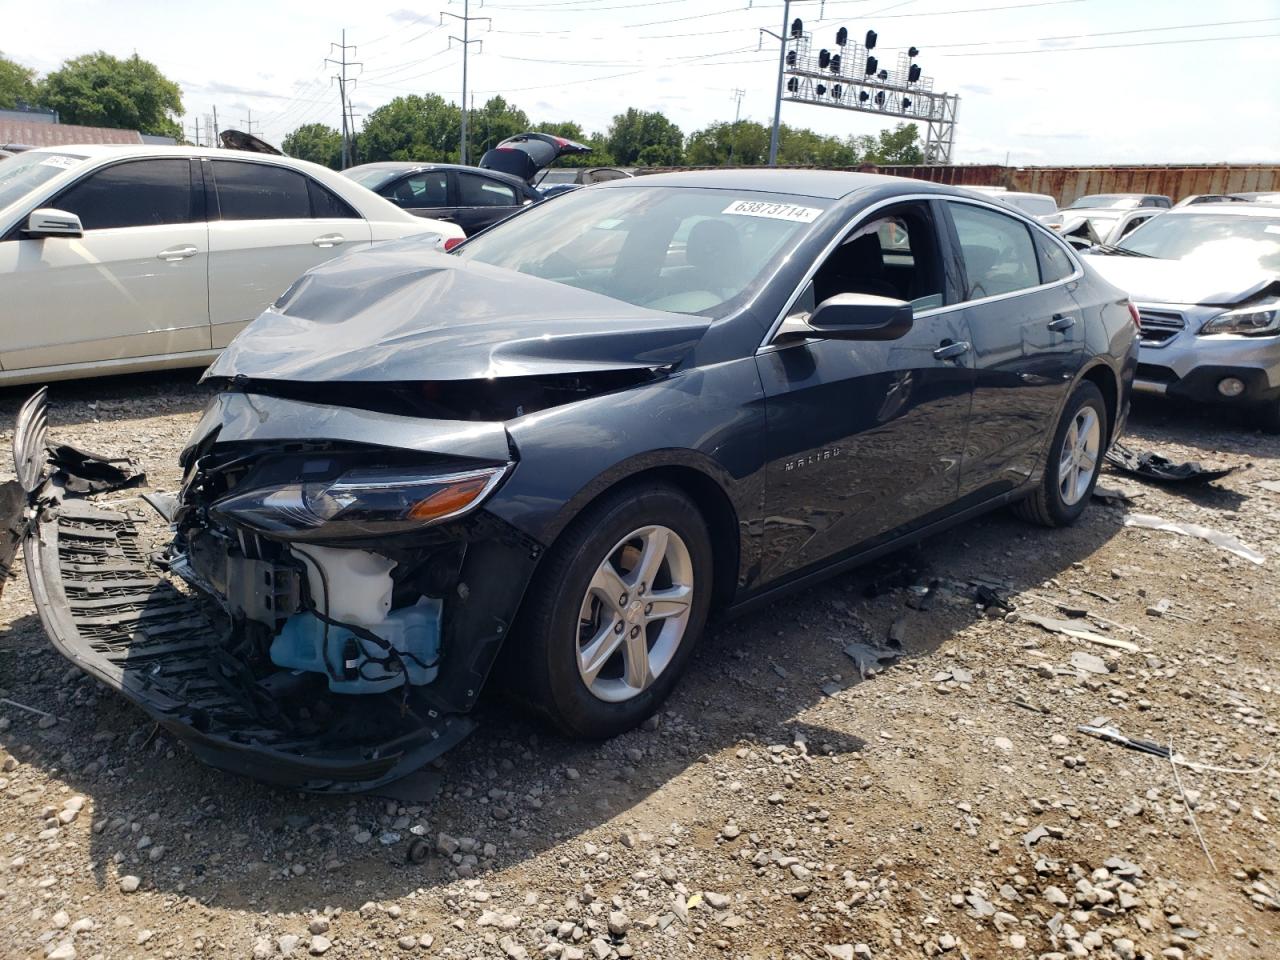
[1162,365,1280,405]
[0,479,24,598]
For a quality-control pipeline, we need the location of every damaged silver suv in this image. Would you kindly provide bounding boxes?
[3,171,1136,791]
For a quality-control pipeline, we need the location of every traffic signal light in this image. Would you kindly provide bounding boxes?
[908,64,921,83]
[830,54,841,73]
[865,30,877,50]
[791,19,803,38]
[787,50,797,67]
[819,49,831,69]
[836,27,848,46]
[865,55,878,76]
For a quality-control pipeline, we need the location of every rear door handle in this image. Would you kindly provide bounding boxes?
[312,233,346,248]
[933,340,971,361]
[1047,314,1076,332]
[156,245,198,261]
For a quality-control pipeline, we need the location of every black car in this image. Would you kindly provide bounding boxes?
[342,161,540,236]
[4,171,1137,792]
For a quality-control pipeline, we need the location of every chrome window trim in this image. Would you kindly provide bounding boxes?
[758,191,1084,350]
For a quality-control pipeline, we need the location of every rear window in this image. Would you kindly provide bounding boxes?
[212,160,311,220]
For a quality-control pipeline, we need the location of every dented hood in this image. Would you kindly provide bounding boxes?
[1086,255,1280,307]
[205,242,710,383]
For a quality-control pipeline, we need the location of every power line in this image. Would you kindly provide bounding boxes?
[942,30,1280,56]
[326,30,363,168]
[441,0,493,164]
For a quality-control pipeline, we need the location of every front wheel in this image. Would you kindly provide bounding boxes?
[506,483,713,739]
[1013,381,1107,527]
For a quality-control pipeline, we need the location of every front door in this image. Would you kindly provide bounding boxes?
[381,169,454,226]
[206,158,370,347]
[452,171,523,235]
[0,157,210,372]
[942,199,1085,501]
[757,200,976,583]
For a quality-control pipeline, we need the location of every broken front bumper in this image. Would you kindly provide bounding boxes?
[3,390,477,793]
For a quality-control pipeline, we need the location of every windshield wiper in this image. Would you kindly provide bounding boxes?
[1092,242,1155,258]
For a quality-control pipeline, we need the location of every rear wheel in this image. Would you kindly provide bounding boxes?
[1252,397,1280,434]
[1013,381,1107,527]
[507,483,713,739]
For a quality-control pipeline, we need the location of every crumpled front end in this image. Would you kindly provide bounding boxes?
[4,389,545,792]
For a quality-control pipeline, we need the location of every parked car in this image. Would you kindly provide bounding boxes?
[5,171,1136,790]
[1067,193,1172,211]
[535,166,634,195]
[342,162,540,236]
[1231,192,1280,204]
[1061,207,1164,248]
[0,145,462,385]
[1174,194,1248,207]
[477,131,591,184]
[1083,203,1280,430]
[967,186,1061,227]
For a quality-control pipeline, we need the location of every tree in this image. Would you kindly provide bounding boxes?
[532,121,616,167]
[0,53,38,110]
[685,120,771,167]
[466,95,529,161]
[40,52,182,139]
[863,123,924,165]
[777,125,861,167]
[359,94,461,163]
[283,123,343,169]
[605,108,684,167]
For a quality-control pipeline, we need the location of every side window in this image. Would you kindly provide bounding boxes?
[1120,215,1149,238]
[383,172,448,209]
[211,161,311,220]
[791,201,944,320]
[949,202,1040,299]
[53,159,194,230]
[1034,231,1076,283]
[307,179,359,219]
[457,173,517,207]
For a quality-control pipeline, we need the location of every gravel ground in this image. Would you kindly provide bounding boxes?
[1,373,1277,960]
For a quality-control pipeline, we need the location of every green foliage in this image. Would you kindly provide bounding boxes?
[681,120,921,169]
[861,123,924,165]
[40,52,182,138]
[0,53,38,110]
[466,95,529,160]
[282,123,344,169]
[605,108,683,166]
[777,124,862,167]
[685,120,771,167]
[359,94,462,163]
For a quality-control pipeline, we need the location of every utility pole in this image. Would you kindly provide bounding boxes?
[728,89,746,163]
[442,0,490,165]
[212,106,219,143]
[760,0,792,166]
[190,116,201,147]
[326,30,363,169]
[240,109,259,136]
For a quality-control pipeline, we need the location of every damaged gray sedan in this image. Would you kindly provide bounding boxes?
[3,171,1137,791]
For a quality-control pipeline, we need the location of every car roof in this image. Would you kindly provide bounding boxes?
[344,160,530,188]
[596,168,946,200]
[1163,202,1280,218]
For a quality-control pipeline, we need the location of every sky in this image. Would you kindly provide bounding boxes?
[3,0,1279,165]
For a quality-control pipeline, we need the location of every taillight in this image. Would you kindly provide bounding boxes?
[1126,300,1141,330]
[443,237,464,252]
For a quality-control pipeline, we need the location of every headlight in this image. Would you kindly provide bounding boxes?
[1201,303,1280,336]
[210,464,510,540]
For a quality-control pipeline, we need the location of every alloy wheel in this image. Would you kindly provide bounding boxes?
[1058,406,1101,506]
[576,524,694,703]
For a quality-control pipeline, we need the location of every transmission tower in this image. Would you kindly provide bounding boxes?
[326,30,363,169]
[441,0,491,165]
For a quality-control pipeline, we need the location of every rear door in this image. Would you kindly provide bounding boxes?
[379,169,454,224]
[452,171,524,235]
[0,156,209,372]
[206,158,371,348]
[942,198,1084,502]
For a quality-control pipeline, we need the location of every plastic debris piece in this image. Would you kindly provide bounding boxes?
[1077,723,1172,758]
[1017,612,1140,652]
[1124,513,1265,565]
[1070,651,1109,675]
[1092,485,1137,504]
[842,641,901,680]
[1105,442,1239,484]
[1257,479,1280,494]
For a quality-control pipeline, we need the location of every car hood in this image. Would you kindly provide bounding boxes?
[204,242,710,384]
[1084,255,1279,307]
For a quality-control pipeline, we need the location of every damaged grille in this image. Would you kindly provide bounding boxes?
[1136,309,1185,345]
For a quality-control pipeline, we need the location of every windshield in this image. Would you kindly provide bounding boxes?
[343,165,401,190]
[0,150,87,212]
[1117,213,1280,272]
[1069,195,1138,210]
[457,185,830,318]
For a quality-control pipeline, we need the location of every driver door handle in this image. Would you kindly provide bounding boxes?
[1047,313,1076,332]
[933,340,971,361]
[312,233,346,248]
[156,244,198,261]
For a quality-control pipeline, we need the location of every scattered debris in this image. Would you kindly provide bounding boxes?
[0,697,57,720]
[1146,598,1172,618]
[46,442,147,494]
[1124,513,1266,565]
[1077,724,1172,759]
[842,641,901,680]
[1169,739,1217,872]
[1257,479,1280,494]
[1092,485,1138,505]
[1069,651,1109,675]
[1017,612,1141,652]
[1105,442,1241,484]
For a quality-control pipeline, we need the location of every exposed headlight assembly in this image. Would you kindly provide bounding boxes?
[210,464,510,540]
[1200,303,1280,336]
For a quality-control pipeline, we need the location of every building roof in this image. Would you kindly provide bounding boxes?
[0,120,144,149]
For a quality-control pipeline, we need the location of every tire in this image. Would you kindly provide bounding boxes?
[505,482,713,739]
[1013,381,1108,528]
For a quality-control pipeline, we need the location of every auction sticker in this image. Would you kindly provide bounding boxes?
[723,199,822,223]
[39,155,80,169]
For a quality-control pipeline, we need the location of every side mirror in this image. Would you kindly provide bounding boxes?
[806,292,913,341]
[25,208,83,239]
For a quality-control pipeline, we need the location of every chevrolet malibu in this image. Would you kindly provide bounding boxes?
[4,171,1137,791]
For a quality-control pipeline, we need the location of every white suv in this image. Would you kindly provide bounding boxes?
[0,146,464,385]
